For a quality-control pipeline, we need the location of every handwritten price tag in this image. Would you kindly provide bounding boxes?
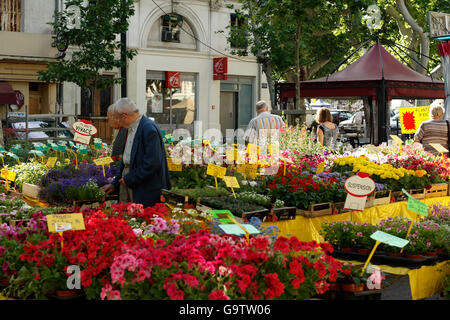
[207,164,227,178]
[167,158,182,171]
[1,169,16,182]
[93,157,114,166]
[389,135,403,145]
[429,143,449,154]
[46,157,57,168]
[47,213,85,233]
[223,176,240,189]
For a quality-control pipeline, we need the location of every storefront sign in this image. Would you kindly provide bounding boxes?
[398,106,430,134]
[166,71,181,88]
[213,57,228,80]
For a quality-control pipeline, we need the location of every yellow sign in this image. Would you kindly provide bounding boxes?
[279,156,294,164]
[316,162,325,174]
[207,164,227,178]
[1,169,16,181]
[429,143,449,154]
[93,157,114,166]
[223,176,240,189]
[167,158,182,171]
[389,135,403,145]
[47,157,57,168]
[398,106,430,134]
[46,213,86,233]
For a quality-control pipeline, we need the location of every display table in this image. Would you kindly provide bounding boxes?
[262,196,450,243]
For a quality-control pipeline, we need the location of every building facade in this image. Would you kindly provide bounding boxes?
[0,0,59,119]
[125,0,270,138]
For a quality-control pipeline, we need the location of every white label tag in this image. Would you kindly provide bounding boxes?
[55,222,73,232]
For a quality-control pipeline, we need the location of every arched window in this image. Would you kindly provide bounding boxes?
[147,13,197,50]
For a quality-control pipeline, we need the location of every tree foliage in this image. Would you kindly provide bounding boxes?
[38,0,137,90]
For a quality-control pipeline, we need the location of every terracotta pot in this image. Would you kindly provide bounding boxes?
[424,251,437,257]
[387,252,403,257]
[341,247,354,253]
[341,283,366,293]
[406,254,423,260]
[55,289,83,297]
[328,283,340,291]
[357,248,371,255]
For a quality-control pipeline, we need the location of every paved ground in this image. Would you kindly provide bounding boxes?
[381,275,445,300]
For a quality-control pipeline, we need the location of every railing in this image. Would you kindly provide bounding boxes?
[0,0,21,32]
[5,105,78,144]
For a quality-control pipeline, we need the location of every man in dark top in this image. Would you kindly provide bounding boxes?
[107,104,127,159]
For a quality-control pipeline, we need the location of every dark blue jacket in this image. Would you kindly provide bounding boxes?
[112,116,171,207]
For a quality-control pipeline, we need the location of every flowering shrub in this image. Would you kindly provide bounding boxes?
[268,169,346,209]
[101,231,344,300]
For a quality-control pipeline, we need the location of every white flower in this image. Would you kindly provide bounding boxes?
[249,181,257,187]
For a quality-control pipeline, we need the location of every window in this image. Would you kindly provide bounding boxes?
[0,0,21,32]
[161,14,183,43]
[146,71,197,133]
[230,13,247,50]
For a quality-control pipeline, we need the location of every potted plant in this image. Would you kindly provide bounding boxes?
[338,264,367,292]
[321,221,357,252]
[353,223,377,254]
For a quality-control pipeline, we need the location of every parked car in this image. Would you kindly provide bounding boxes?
[4,118,74,141]
[331,110,353,125]
[390,111,401,135]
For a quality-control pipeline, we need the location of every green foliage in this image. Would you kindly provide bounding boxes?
[199,196,267,217]
[236,191,272,207]
[173,187,230,201]
[38,0,137,90]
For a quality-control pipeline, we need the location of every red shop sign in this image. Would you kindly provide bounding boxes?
[166,71,181,89]
[213,57,228,74]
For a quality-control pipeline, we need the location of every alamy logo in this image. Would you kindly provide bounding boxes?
[66,5,81,30]
[66,265,81,289]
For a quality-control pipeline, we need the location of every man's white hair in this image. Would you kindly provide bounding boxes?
[114,97,139,114]
[107,104,115,115]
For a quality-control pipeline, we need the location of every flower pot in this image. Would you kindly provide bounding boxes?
[341,247,355,253]
[55,290,82,297]
[406,254,423,260]
[0,278,10,287]
[341,283,366,293]
[437,248,445,254]
[424,251,437,257]
[357,248,371,255]
[328,283,340,291]
[387,252,403,257]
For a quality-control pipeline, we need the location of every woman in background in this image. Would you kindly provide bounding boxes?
[316,107,338,149]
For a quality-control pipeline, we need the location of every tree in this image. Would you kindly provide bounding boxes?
[224,0,372,123]
[38,0,137,115]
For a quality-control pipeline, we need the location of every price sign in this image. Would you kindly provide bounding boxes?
[370,231,409,248]
[47,213,85,233]
[206,164,227,179]
[93,157,114,166]
[167,158,182,171]
[47,157,57,168]
[226,148,235,163]
[343,172,376,212]
[279,156,294,164]
[390,135,403,145]
[429,143,449,154]
[223,176,240,189]
[402,189,428,216]
[1,169,16,182]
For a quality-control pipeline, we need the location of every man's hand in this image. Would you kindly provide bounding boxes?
[119,178,127,187]
[101,184,115,195]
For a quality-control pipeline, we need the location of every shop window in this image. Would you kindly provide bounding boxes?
[230,13,247,50]
[146,71,196,132]
[0,0,21,32]
[161,14,183,43]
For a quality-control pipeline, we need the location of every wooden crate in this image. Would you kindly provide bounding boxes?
[22,183,42,199]
[297,202,333,218]
[425,183,449,198]
[270,207,297,220]
[241,209,270,221]
[366,190,392,207]
[161,189,189,205]
[333,202,350,214]
[392,191,408,202]
[409,188,426,199]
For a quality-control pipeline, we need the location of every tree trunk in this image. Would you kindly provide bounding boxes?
[295,22,305,124]
[262,62,276,108]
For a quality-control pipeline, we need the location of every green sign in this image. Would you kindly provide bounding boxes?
[7,152,19,160]
[402,188,428,216]
[209,210,235,224]
[0,146,5,152]
[370,231,409,248]
[218,224,261,236]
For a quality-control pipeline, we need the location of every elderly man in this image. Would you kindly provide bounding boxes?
[101,98,171,207]
[414,105,449,156]
[246,100,286,144]
[107,104,127,159]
